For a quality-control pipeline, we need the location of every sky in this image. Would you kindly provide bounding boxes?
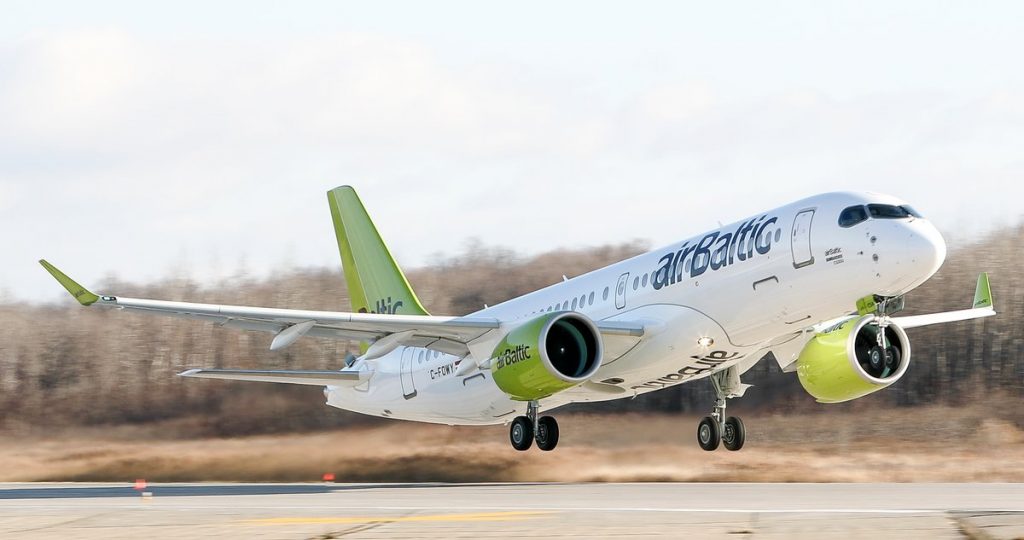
[2,1,1022,302]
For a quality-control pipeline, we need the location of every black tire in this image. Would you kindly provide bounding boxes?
[510,416,534,451]
[868,346,885,375]
[697,416,721,451]
[722,416,746,451]
[536,416,559,451]
[883,346,901,377]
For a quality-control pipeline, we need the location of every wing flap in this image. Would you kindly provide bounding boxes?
[178,368,368,387]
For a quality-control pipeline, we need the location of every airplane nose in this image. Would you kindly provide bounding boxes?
[906,220,946,279]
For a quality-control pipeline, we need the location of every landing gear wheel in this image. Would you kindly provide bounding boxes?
[883,346,900,377]
[722,416,745,451]
[536,416,559,451]
[510,416,534,451]
[868,346,885,374]
[697,416,721,451]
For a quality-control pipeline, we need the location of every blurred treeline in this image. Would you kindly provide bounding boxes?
[1,229,1021,436]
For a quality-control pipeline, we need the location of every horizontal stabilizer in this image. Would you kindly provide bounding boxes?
[178,368,369,387]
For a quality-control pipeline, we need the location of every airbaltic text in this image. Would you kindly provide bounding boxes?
[631,350,741,390]
[495,344,532,369]
[652,215,780,290]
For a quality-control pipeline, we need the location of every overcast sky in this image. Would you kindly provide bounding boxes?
[2,1,1022,302]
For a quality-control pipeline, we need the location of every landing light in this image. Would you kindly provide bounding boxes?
[697,336,714,348]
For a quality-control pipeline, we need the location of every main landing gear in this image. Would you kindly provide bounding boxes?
[510,401,559,451]
[697,366,748,452]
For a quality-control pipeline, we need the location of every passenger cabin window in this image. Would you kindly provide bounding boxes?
[838,205,868,227]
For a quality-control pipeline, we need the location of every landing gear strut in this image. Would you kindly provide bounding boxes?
[510,401,559,451]
[867,295,905,378]
[697,366,748,451]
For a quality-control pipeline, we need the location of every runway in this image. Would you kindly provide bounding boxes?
[1,482,1023,539]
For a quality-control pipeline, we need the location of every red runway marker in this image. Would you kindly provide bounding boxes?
[322,473,335,482]
[133,479,147,490]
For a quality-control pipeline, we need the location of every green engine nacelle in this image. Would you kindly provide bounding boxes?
[797,315,911,403]
[490,312,603,401]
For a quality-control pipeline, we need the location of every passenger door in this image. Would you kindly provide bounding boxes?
[615,272,629,310]
[400,347,417,399]
[791,209,815,268]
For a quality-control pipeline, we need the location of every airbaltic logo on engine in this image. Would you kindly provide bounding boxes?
[652,215,780,289]
[495,344,532,369]
[357,296,404,314]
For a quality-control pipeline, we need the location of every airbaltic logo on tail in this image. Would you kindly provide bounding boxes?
[358,297,404,314]
[495,344,531,369]
[652,215,780,290]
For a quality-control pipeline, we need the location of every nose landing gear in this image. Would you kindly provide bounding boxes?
[697,366,749,451]
[509,401,559,451]
[864,294,905,378]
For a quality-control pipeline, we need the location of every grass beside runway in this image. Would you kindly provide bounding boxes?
[2,406,1023,483]
[246,511,554,525]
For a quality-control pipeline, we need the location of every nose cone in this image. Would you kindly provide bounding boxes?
[906,220,946,279]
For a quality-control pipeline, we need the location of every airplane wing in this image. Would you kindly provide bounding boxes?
[890,273,995,329]
[40,260,643,358]
[178,368,369,386]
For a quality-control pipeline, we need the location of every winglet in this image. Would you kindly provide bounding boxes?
[38,260,99,306]
[973,272,993,309]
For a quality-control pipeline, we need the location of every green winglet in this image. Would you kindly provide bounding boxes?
[973,272,993,309]
[38,260,99,306]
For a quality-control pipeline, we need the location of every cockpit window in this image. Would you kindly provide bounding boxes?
[838,205,868,227]
[867,204,914,219]
[900,205,923,218]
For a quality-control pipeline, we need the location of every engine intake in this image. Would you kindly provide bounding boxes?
[544,316,601,379]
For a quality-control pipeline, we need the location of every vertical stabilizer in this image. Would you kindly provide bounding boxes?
[327,186,429,316]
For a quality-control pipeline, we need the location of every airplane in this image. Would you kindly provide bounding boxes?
[41,186,996,452]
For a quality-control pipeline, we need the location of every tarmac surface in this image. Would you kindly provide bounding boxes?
[0,482,1023,539]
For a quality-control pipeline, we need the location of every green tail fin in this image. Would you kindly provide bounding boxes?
[327,186,429,316]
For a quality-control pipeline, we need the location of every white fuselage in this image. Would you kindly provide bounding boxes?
[325,191,946,425]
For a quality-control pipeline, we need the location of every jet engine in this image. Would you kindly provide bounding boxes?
[490,312,603,401]
[797,315,911,403]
